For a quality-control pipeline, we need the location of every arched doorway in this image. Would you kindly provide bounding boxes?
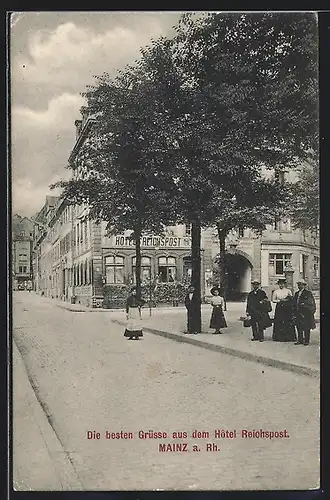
[225,254,252,301]
[214,251,253,302]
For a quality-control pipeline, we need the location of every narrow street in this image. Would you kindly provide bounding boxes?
[13,292,319,491]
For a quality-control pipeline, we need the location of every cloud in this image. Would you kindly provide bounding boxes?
[12,92,84,130]
[12,93,84,216]
[13,19,172,96]
[10,14,179,216]
[12,177,65,217]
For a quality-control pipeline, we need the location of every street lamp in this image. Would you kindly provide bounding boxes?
[284,262,295,294]
[223,238,239,311]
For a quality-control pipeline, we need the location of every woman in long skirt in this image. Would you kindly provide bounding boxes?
[124,287,145,340]
[272,279,296,342]
[209,286,227,334]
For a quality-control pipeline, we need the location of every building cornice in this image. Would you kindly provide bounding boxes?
[68,117,96,164]
[261,240,319,251]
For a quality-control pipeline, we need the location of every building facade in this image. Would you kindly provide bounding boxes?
[33,203,209,307]
[32,116,319,307]
[210,224,319,301]
[12,215,34,290]
[33,203,319,307]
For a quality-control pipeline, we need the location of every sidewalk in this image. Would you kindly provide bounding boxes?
[34,293,320,378]
[12,340,83,491]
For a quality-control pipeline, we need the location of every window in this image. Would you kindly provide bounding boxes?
[73,226,76,248]
[312,231,318,246]
[272,219,291,232]
[183,256,192,280]
[80,262,84,285]
[280,219,291,232]
[89,260,93,284]
[158,256,176,282]
[84,260,88,284]
[275,170,285,184]
[300,254,308,279]
[313,256,320,278]
[18,265,27,273]
[84,221,88,246]
[238,227,244,238]
[273,220,280,231]
[76,224,80,245]
[132,256,151,283]
[20,230,25,237]
[269,253,292,276]
[185,224,191,236]
[105,255,124,284]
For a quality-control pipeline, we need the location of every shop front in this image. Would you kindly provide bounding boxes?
[101,233,205,308]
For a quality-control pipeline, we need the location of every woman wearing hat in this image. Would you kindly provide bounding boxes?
[209,286,227,334]
[272,278,296,342]
[124,287,145,340]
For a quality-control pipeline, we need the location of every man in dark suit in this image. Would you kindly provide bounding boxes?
[184,285,199,334]
[246,280,272,342]
[293,280,316,346]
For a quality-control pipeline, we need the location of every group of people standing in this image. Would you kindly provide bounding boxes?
[246,278,316,345]
[123,278,316,345]
[184,284,227,335]
[184,279,316,345]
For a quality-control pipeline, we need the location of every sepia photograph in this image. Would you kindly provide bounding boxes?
[10,10,320,491]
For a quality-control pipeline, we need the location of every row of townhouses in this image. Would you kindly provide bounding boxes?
[31,115,320,308]
[12,215,34,290]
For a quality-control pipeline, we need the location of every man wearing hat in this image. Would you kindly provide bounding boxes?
[246,280,272,342]
[293,279,316,346]
[184,285,200,334]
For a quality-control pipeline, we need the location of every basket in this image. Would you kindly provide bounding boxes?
[243,318,251,328]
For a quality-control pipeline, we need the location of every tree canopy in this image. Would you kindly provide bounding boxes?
[52,11,318,314]
[287,160,319,232]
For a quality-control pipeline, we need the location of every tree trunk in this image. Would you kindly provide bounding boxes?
[191,220,202,333]
[134,225,142,299]
[216,223,227,311]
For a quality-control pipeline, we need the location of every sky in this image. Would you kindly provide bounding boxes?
[10,11,184,217]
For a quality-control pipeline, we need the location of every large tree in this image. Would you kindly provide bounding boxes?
[131,12,318,329]
[52,12,318,329]
[52,72,176,299]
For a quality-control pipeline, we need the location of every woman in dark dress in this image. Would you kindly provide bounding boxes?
[272,278,296,342]
[209,286,227,334]
[124,287,145,340]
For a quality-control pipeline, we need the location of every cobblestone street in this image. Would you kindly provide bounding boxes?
[13,292,320,491]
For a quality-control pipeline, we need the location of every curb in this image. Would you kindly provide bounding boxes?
[53,301,320,323]
[110,319,319,379]
[52,301,319,378]
[13,340,84,490]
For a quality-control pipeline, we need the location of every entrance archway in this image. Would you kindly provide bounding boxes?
[225,254,252,301]
[214,251,253,302]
